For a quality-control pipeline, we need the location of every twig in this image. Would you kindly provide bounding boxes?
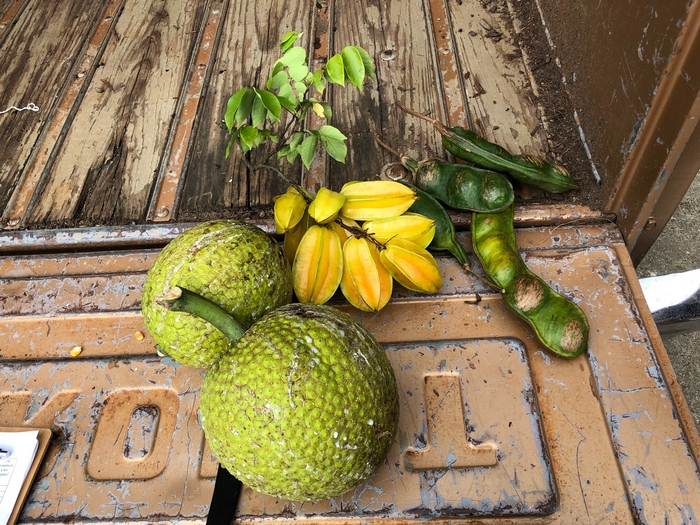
[463,264,504,292]
[395,100,449,135]
[375,134,403,159]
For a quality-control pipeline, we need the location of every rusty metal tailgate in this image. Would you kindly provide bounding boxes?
[1,221,698,524]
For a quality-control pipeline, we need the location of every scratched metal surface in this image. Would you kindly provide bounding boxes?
[1,222,699,523]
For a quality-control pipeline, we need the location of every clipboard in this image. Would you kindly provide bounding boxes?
[0,427,52,525]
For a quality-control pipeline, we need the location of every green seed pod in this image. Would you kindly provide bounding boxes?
[403,157,514,213]
[443,126,579,193]
[472,205,589,358]
[393,102,578,193]
[400,181,469,265]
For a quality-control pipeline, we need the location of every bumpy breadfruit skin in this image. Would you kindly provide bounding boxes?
[199,303,400,501]
[141,220,292,368]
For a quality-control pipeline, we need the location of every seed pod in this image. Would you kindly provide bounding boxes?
[340,180,417,221]
[379,238,442,294]
[308,187,346,224]
[341,237,393,312]
[472,205,589,358]
[363,213,436,249]
[395,101,578,193]
[403,157,513,213]
[400,181,469,265]
[274,187,308,233]
[293,225,343,304]
[443,126,579,193]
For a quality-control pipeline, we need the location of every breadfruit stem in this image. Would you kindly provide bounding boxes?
[156,286,247,342]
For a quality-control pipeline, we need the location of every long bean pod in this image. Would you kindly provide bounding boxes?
[396,101,579,193]
[445,127,578,193]
[472,205,589,358]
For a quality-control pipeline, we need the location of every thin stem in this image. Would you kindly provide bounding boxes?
[374,134,402,159]
[156,287,247,342]
[395,100,448,135]
[250,162,313,202]
[462,264,504,293]
[374,133,418,172]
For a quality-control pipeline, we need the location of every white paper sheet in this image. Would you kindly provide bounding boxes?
[0,431,39,525]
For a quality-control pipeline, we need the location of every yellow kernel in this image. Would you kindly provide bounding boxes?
[70,346,83,357]
[135,331,145,341]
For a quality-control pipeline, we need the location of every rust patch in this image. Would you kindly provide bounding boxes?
[427,0,469,127]
[0,0,24,41]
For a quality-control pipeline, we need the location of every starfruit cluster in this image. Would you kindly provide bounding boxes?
[274,181,443,313]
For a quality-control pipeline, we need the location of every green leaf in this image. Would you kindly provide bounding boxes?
[354,46,375,81]
[325,54,345,86]
[277,84,298,112]
[318,125,347,163]
[295,81,307,97]
[239,125,259,149]
[251,94,266,127]
[267,69,288,90]
[299,134,319,169]
[279,46,306,67]
[285,148,300,164]
[277,144,291,157]
[319,102,332,121]
[235,88,256,126]
[255,88,282,122]
[289,131,305,150]
[288,63,309,82]
[341,46,365,89]
[312,69,325,93]
[225,88,249,132]
[280,31,302,53]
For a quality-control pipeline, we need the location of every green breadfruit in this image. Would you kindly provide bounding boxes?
[141,220,293,367]
[199,303,399,501]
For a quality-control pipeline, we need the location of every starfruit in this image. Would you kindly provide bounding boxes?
[339,180,417,221]
[331,216,360,246]
[379,237,443,293]
[283,209,316,264]
[341,237,393,312]
[308,187,346,224]
[363,212,436,249]
[293,225,343,304]
[274,187,308,234]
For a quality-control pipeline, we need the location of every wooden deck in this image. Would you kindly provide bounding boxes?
[0,0,596,233]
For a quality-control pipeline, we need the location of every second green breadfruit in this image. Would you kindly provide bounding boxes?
[141,220,293,367]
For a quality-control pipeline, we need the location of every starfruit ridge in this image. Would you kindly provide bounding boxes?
[341,237,393,312]
[339,180,417,221]
[292,225,343,304]
[379,237,442,293]
[363,212,436,249]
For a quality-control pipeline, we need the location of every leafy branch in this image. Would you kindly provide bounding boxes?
[223,31,375,169]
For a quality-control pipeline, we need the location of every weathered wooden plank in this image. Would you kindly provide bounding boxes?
[0,1,105,216]
[447,0,547,157]
[329,0,447,190]
[179,0,313,216]
[0,0,25,42]
[2,0,123,229]
[25,0,208,226]
[147,0,228,222]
